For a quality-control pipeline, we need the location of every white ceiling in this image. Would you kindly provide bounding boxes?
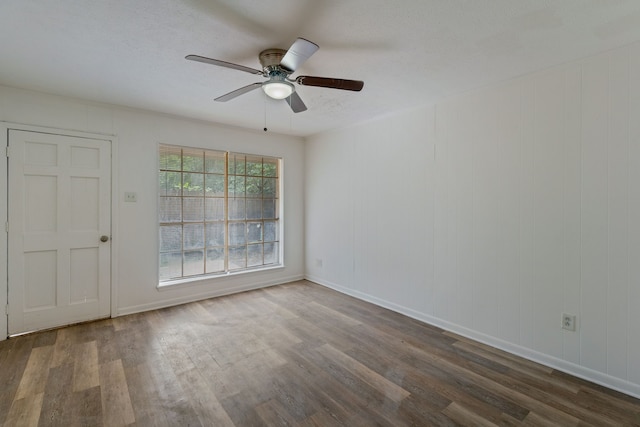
[2,1,640,137]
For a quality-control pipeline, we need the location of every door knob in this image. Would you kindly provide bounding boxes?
[100,235,109,242]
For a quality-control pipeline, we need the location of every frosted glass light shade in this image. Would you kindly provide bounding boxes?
[262,81,293,99]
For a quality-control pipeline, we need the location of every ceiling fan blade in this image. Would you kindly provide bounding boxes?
[286,91,307,113]
[296,76,364,91]
[280,38,319,73]
[186,55,263,75]
[215,82,263,102]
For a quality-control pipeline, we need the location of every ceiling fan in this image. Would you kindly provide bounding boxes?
[186,38,364,113]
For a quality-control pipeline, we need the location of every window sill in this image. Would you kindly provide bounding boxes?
[156,264,285,291]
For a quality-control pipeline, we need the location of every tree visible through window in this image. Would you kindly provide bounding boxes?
[159,145,280,282]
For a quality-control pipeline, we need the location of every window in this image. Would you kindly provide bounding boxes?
[158,145,280,282]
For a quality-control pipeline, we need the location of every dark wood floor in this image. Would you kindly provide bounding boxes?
[1,280,639,426]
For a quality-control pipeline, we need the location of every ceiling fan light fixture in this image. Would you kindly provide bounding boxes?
[262,81,294,99]
[187,37,363,113]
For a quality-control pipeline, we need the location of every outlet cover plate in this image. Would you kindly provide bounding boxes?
[562,313,576,331]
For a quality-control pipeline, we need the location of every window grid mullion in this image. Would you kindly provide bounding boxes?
[201,151,206,276]
[180,148,185,278]
[245,161,248,267]
[224,152,229,272]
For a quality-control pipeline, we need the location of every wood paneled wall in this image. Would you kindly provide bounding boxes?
[305,43,640,397]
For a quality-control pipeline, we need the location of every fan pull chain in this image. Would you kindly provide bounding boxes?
[263,91,268,132]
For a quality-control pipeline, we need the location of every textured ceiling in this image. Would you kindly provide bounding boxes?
[2,1,640,136]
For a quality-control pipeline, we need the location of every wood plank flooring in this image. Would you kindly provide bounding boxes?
[1,280,639,426]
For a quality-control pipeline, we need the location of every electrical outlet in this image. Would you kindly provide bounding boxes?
[562,313,576,331]
[124,192,137,202]
[315,259,323,268]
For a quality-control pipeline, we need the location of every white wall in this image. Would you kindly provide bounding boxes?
[305,43,640,398]
[0,85,305,338]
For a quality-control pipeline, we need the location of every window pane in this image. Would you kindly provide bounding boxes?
[184,250,204,276]
[228,176,245,197]
[205,174,224,197]
[229,154,245,175]
[246,155,263,176]
[183,198,204,222]
[206,222,225,247]
[247,222,263,243]
[205,198,224,221]
[264,221,277,242]
[183,173,204,196]
[229,246,246,270]
[246,199,262,219]
[159,197,181,222]
[159,252,182,280]
[183,148,204,172]
[159,171,181,196]
[246,177,261,196]
[206,248,225,273]
[205,152,225,174]
[263,158,277,177]
[229,222,246,245]
[248,244,263,267]
[263,199,276,219]
[264,242,278,265]
[160,145,181,171]
[262,178,276,198]
[160,225,182,252]
[184,223,204,249]
[229,199,245,220]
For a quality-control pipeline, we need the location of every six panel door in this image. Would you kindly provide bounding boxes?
[7,130,111,335]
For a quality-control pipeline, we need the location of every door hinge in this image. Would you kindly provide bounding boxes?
[5,222,7,233]
[5,146,9,157]
[5,305,8,315]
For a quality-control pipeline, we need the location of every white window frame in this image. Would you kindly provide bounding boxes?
[158,144,282,285]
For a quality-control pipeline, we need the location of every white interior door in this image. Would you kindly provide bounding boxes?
[8,130,111,335]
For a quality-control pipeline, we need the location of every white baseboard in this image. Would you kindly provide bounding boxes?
[305,275,640,400]
[117,274,304,316]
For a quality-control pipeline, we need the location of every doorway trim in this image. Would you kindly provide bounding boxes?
[1,122,119,340]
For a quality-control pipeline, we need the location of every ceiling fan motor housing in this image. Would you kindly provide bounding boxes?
[259,48,287,72]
